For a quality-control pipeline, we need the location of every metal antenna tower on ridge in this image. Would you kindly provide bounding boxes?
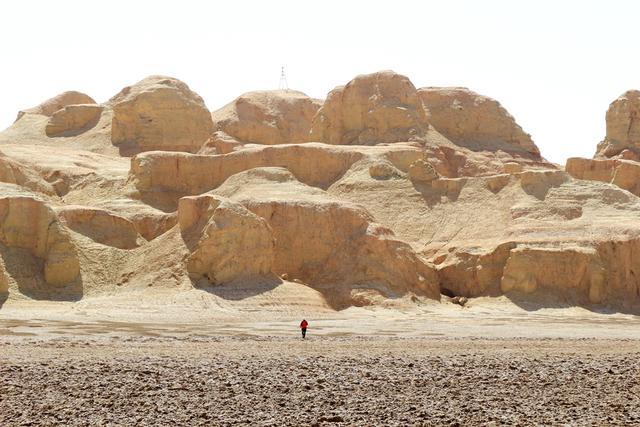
[278,66,289,90]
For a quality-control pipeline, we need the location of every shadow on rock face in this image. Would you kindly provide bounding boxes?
[318,284,401,311]
[518,171,568,201]
[137,191,182,214]
[192,275,409,312]
[45,106,103,138]
[411,178,465,206]
[192,275,282,301]
[0,293,6,309]
[116,141,145,158]
[0,245,83,302]
[504,290,640,316]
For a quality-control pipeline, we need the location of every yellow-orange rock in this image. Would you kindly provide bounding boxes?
[0,260,8,294]
[56,205,144,249]
[95,198,177,241]
[309,70,430,145]
[0,149,55,195]
[500,246,605,303]
[408,159,439,182]
[211,90,321,146]
[199,132,245,155]
[368,161,402,180]
[418,87,539,156]
[0,190,80,287]
[503,162,523,174]
[16,91,96,121]
[129,143,365,208]
[3,71,640,313]
[212,167,440,298]
[596,90,640,158]
[566,157,640,197]
[330,144,640,308]
[178,194,275,284]
[45,104,103,137]
[109,76,214,154]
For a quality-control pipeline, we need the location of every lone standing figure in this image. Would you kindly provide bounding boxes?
[300,319,308,339]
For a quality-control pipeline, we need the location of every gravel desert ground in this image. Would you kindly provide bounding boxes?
[2,296,640,426]
[2,333,640,426]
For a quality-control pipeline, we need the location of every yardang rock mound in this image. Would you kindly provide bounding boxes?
[1,71,639,313]
[209,90,321,151]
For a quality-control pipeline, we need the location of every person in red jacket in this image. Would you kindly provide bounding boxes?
[300,319,308,339]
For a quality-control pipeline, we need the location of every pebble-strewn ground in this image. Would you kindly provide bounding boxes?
[1,336,639,426]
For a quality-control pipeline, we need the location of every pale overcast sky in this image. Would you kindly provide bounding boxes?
[1,0,638,164]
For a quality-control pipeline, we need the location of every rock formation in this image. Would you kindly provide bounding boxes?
[566,157,640,197]
[500,246,605,302]
[179,194,275,284]
[211,167,439,299]
[16,91,96,121]
[0,71,640,312]
[46,104,104,137]
[129,143,365,207]
[418,87,539,156]
[408,159,439,182]
[368,161,402,180]
[596,90,640,159]
[210,90,321,148]
[96,198,177,242]
[567,90,640,198]
[109,76,213,154]
[0,188,80,288]
[0,149,56,195]
[309,70,430,145]
[56,206,144,249]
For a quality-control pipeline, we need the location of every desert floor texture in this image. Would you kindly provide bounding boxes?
[2,298,640,426]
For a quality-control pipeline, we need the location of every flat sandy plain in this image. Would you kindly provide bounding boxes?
[2,290,640,426]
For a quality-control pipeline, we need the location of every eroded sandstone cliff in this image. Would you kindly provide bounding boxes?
[209,90,321,151]
[1,71,639,312]
[566,90,640,199]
